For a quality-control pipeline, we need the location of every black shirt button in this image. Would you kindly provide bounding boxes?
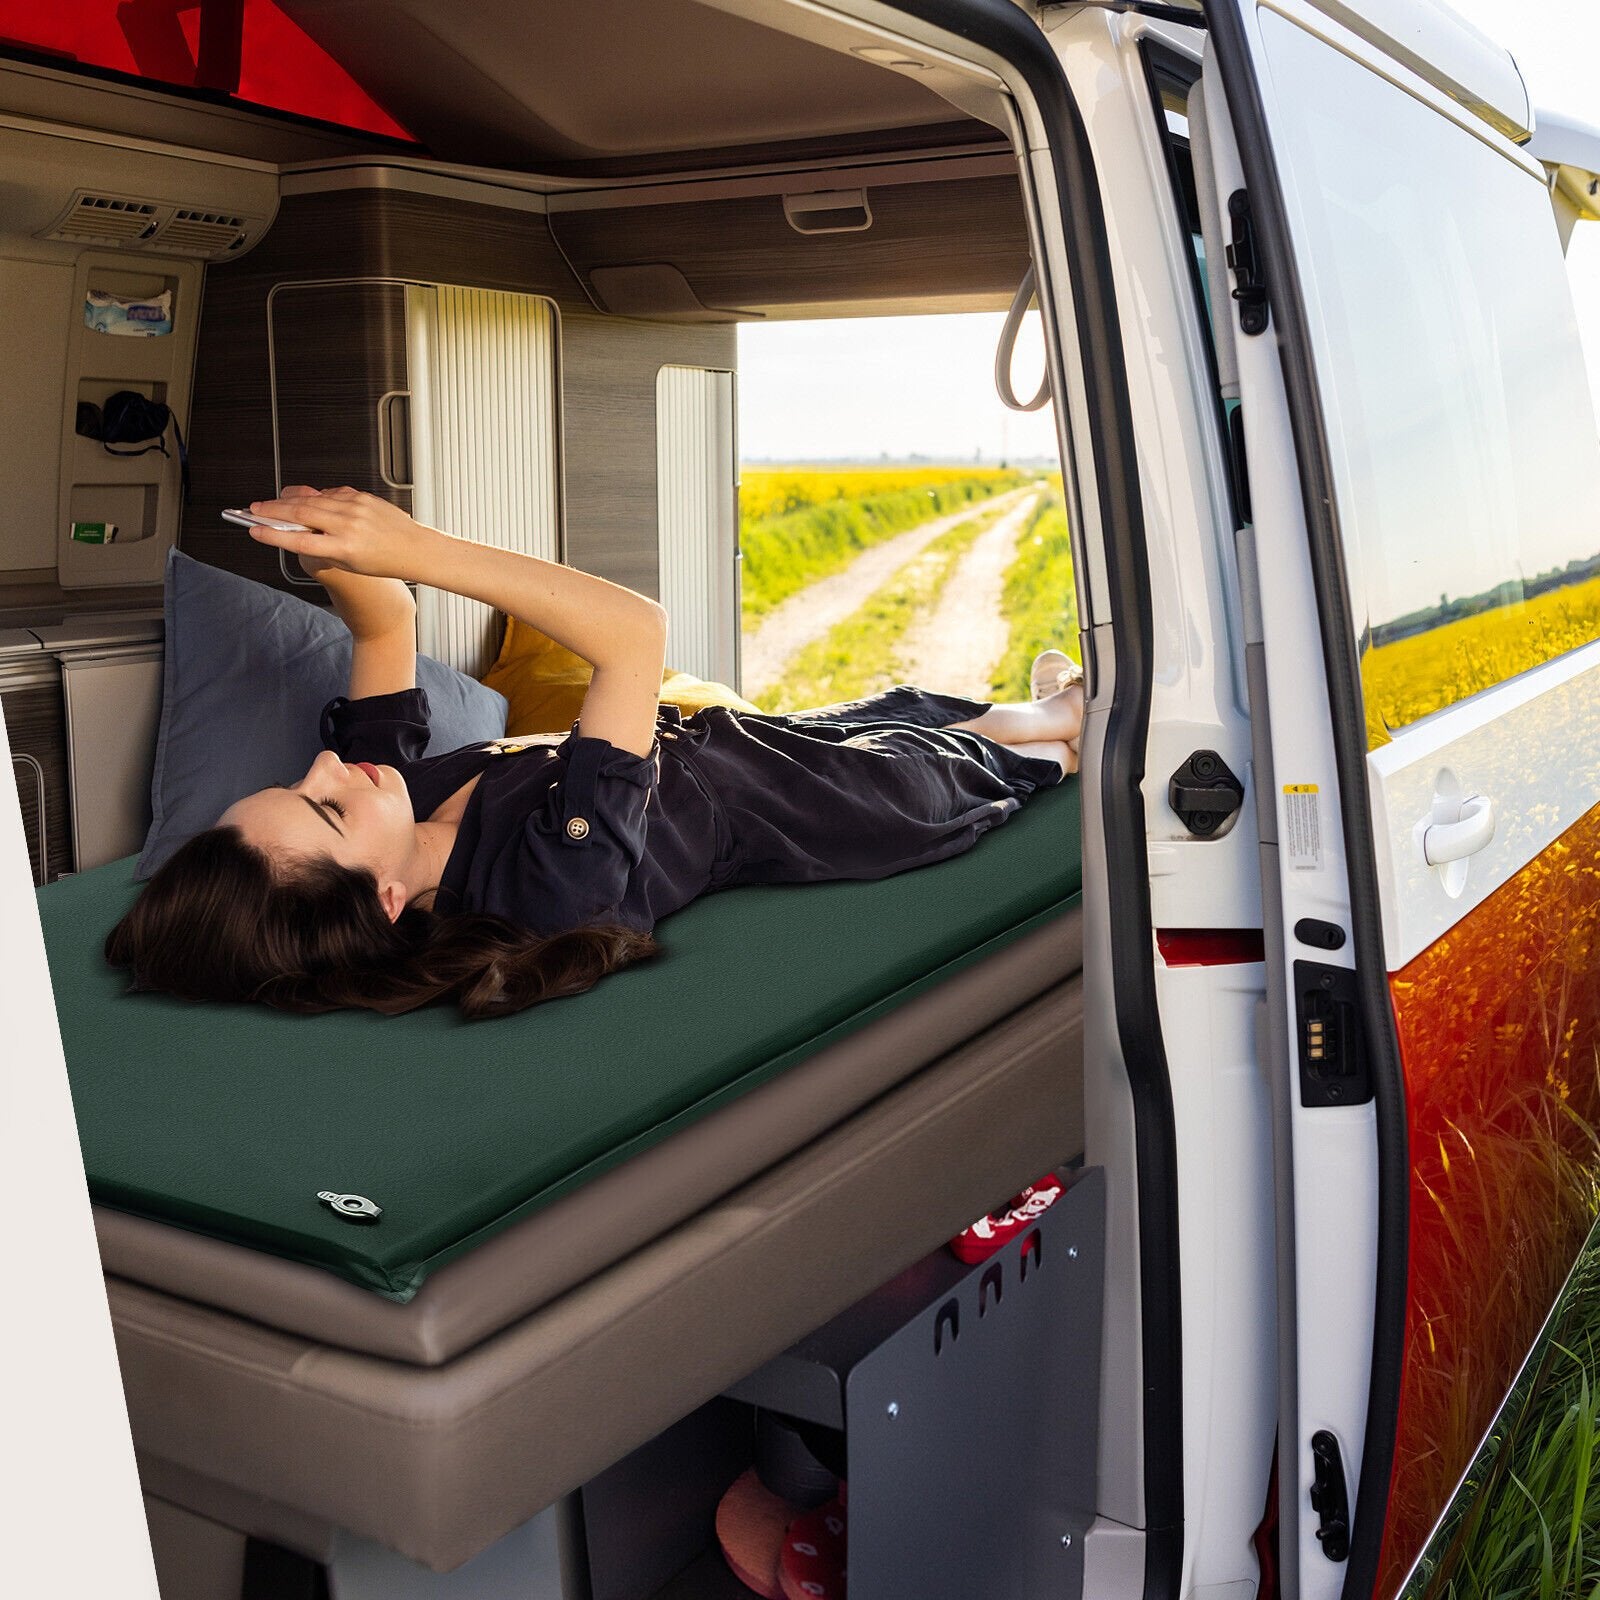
[566,816,590,840]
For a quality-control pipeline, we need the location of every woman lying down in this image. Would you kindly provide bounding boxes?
[109,487,1085,1021]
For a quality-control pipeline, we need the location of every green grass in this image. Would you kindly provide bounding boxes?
[755,506,999,712]
[739,474,1031,622]
[988,491,1079,700]
[1431,1221,1600,1600]
[1443,1341,1600,1600]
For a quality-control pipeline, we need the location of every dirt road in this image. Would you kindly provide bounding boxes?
[894,488,1041,697]
[740,486,1033,700]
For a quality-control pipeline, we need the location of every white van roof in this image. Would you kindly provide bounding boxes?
[1530,106,1600,224]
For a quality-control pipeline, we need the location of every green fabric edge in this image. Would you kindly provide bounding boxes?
[346,887,1085,1301]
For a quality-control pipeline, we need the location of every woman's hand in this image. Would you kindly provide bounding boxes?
[265,487,419,642]
[274,486,338,583]
[246,487,441,584]
[254,489,667,755]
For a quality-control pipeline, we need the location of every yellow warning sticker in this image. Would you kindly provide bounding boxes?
[1283,784,1321,871]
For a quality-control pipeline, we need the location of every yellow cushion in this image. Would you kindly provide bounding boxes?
[481,616,760,735]
[658,668,762,717]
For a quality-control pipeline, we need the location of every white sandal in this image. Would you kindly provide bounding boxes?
[1030,649,1084,775]
[1029,648,1084,702]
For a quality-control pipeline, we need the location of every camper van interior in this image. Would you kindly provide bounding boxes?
[21,0,1484,1587]
[11,1,1600,1597]
[0,3,1152,1600]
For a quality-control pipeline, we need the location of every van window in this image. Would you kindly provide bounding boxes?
[1256,14,1600,747]
[733,315,1067,714]
[0,0,410,140]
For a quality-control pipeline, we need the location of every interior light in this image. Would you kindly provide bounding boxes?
[852,46,931,70]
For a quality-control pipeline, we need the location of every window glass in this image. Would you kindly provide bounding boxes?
[1565,222,1600,427]
[1158,93,1212,322]
[0,0,410,141]
[1150,68,1247,528]
[1261,13,1600,747]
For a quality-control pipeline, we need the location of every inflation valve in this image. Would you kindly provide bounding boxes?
[317,1191,383,1224]
[1168,750,1244,838]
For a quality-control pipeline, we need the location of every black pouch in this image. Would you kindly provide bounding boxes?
[76,390,189,499]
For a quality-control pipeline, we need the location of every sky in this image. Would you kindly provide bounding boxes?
[737,0,1600,465]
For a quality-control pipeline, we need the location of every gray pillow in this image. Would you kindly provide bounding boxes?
[137,549,507,879]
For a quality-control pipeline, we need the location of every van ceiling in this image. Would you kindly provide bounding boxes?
[275,0,987,174]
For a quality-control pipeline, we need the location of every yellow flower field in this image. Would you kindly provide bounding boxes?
[1364,573,1600,746]
[740,466,1025,525]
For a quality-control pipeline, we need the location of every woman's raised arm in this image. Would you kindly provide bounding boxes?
[277,487,417,700]
[246,489,667,758]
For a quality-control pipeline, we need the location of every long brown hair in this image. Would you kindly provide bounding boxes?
[105,826,659,1020]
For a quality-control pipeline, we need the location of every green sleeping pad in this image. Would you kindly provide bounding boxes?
[38,781,1082,1300]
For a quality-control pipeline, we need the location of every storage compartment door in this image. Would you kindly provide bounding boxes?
[268,280,412,588]
[60,646,164,873]
[656,365,737,688]
[406,285,562,678]
[1199,8,1600,1596]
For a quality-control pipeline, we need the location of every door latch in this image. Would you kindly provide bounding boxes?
[1310,1430,1351,1561]
[1225,190,1270,335]
[1167,750,1244,838]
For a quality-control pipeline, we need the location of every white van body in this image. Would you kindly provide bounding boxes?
[3,3,1598,1599]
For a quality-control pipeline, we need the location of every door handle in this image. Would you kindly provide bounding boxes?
[1417,794,1495,866]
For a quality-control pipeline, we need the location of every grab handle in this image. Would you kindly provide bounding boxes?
[995,267,1051,412]
[782,189,872,235]
[1417,794,1495,866]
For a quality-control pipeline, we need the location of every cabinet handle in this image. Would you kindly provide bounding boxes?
[378,390,413,490]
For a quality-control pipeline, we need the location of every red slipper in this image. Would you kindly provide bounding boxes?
[949,1173,1066,1264]
[780,1495,847,1600]
[717,1468,798,1598]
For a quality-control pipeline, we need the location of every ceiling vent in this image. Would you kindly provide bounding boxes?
[45,192,161,246]
[156,208,250,256]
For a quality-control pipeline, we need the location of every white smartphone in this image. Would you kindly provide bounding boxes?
[221,508,314,533]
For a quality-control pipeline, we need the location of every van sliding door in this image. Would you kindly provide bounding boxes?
[1202,3,1600,1597]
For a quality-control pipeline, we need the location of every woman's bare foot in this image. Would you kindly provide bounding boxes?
[947,681,1084,766]
[1029,651,1083,752]
[1032,679,1085,748]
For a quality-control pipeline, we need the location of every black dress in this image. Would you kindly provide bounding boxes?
[320,684,1064,938]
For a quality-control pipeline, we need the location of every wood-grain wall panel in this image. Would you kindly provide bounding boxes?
[551,172,1029,313]
[185,187,731,603]
[271,282,411,510]
[183,189,592,590]
[562,312,734,598]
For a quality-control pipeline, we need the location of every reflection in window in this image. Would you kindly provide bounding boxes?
[1259,15,1600,747]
